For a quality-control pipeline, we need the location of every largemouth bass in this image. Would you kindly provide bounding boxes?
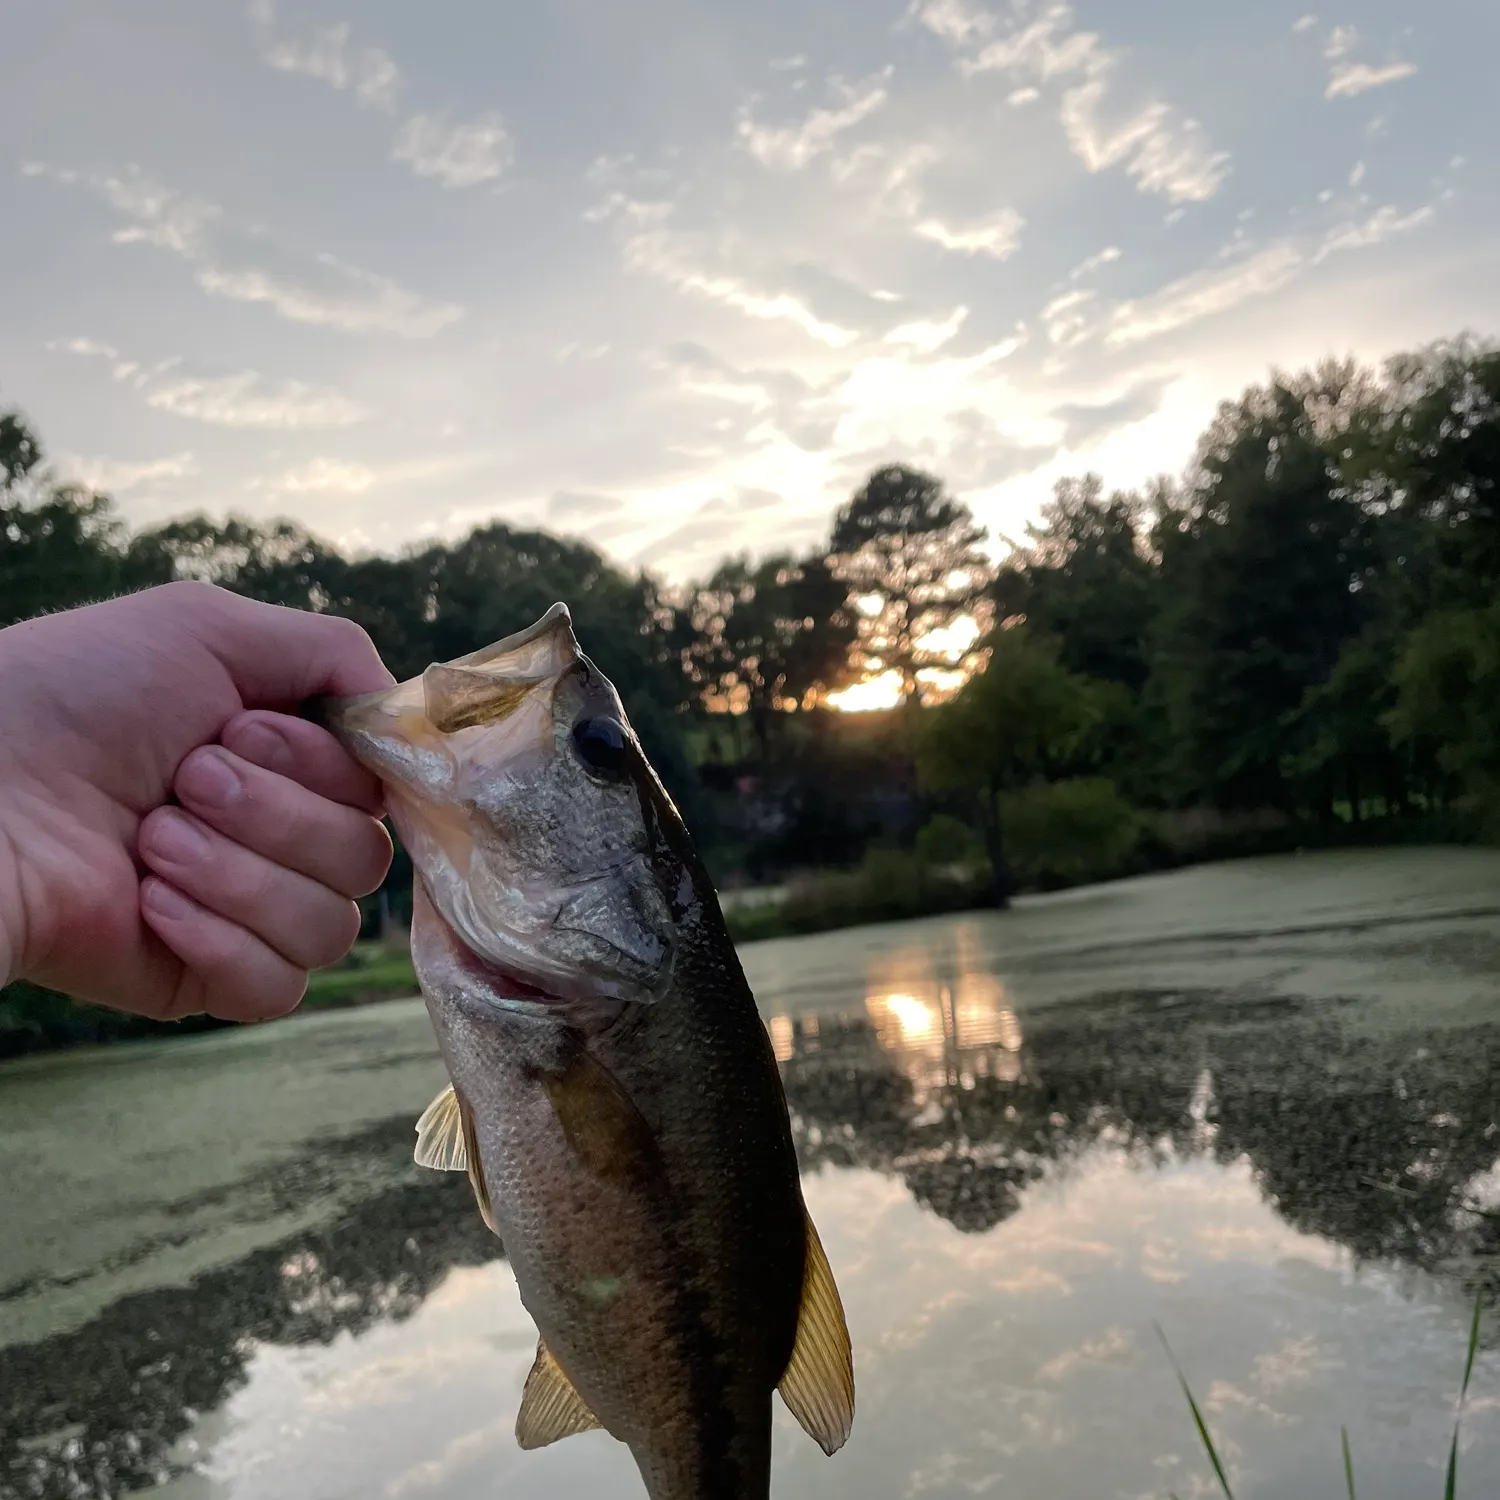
[320,602,853,1500]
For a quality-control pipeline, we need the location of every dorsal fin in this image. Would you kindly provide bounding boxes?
[778,1209,855,1455]
[414,1084,467,1171]
[515,1340,604,1449]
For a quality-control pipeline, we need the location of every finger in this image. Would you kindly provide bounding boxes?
[174,744,392,898]
[157,580,396,704]
[220,710,385,813]
[140,877,309,1023]
[138,807,363,971]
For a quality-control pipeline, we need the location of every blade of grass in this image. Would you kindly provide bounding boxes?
[1341,1426,1356,1500]
[1443,1291,1483,1500]
[1155,1323,1234,1500]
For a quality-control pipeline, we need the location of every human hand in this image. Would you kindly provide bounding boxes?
[0,581,395,1022]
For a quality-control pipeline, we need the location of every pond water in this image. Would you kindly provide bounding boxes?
[4,847,1500,1499]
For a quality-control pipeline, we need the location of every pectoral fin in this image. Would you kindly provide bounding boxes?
[515,1340,603,1450]
[414,1082,497,1234]
[778,1210,855,1456]
[414,1084,467,1172]
[542,1047,660,1187]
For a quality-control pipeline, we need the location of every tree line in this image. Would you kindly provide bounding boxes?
[3,333,1498,923]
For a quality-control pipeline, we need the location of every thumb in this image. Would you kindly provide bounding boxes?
[166,582,398,706]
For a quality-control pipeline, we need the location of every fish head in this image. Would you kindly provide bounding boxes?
[322,603,678,1011]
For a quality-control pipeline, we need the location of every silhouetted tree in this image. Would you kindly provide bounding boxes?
[830,464,991,706]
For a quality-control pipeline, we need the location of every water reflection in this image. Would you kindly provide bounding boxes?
[4,922,1500,1497]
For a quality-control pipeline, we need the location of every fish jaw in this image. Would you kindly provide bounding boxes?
[319,603,677,1009]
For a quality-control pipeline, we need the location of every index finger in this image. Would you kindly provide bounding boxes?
[219,711,386,813]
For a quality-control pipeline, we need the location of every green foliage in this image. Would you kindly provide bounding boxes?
[1388,604,1500,832]
[914,813,985,867]
[1000,777,1141,888]
[725,848,991,943]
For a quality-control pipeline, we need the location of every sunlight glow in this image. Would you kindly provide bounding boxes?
[827,669,904,712]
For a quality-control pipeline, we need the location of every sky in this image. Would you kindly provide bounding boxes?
[1,0,1495,584]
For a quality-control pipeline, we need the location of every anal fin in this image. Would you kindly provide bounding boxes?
[778,1209,855,1456]
[515,1340,603,1450]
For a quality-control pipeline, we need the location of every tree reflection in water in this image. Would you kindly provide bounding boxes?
[5,962,1500,1500]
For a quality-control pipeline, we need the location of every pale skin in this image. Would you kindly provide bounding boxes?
[0,580,396,1022]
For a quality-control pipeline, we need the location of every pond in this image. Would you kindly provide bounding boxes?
[4,847,1500,1499]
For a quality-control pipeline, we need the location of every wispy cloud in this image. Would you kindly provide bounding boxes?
[1312,202,1433,261]
[1069,245,1122,280]
[255,452,488,497]
[1327,60,1418,96]
[58,450,199,495]
[1105,244,1304,347]
[884,306,970,352]
[249,1,402,111]
[586,189,860,347]
[1102,199,1434,348]
[915,207,1024,259]
[249,2,512,188]
[52,336,369,428]
[1313,21,1418,98]
[25,162,462,337]
[392,112,513,188]
[737,70,892,170]
[917,0,1229,203]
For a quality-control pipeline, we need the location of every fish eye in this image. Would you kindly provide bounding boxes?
[571,716,629,781]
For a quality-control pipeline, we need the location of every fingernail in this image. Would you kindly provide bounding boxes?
[179,748,241,809]
[146,810,211,864]
[232,719,293,774]
[142,877,194,920]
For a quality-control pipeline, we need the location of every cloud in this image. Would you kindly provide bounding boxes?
[255,452,487,497]
[919,1,1229,203]
[251,4,511,188]
[52,336,369,428]
[915,207,1024,259]
[59,450,199,495]
[26,162,462,337]
[1104,244,1304,347]
[392,112,514,188]
[1097,200,1434,350]
[737,70,892,170]
[1068,244,1122,280]
[1324,24,1358,59]
[250,3,403,111]
[1060,78,1228,203]
[1041,288,1097,347]
[147,372,367,428]
[1312,21,1418,98]
[912,0,995,46]
[884,306,970,353]
[587,191,860,346]
[548,491,626,521]
[1326,60,1418,97]
[1293,13,1318,32]
[1008,86,1040,105]
[1313,203,1433,262]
